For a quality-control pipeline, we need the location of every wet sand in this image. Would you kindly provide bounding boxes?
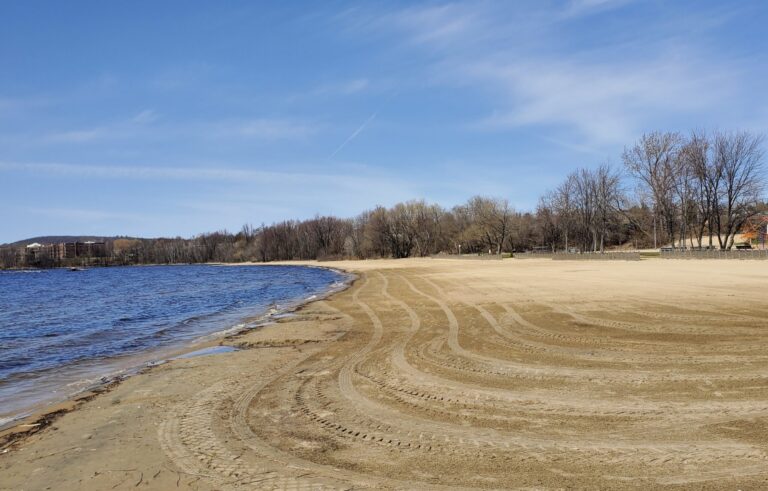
[1,258,768,489]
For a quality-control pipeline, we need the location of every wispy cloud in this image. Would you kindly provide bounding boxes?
[285,77,375,104]
[465,53,734,145]
[44,128,112,143]
[312,78,370,96]
[364,1,759,147]
[560,0,634,18]
[0,96,46,110]
[230,118,319,140]
[150,61,216,91]
[388,4,479,47]
[30,115,320,145]
[22,207,145,222]
[0,160,425,229]
[0,161,406,192]
[0,95,58,118]
[131,109,158,124]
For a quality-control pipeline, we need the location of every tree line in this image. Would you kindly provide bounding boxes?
[2,129,765,269]
[538,130,766,252]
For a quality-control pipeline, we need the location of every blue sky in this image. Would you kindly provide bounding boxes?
[1,0,767,243]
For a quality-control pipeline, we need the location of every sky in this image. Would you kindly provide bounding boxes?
[1,0,767,243]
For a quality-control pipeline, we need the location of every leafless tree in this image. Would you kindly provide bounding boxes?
[536,193,560,252]
[623,132,682,248]
[467,196,513,254]
[593,164,622,252]
[553,174,577,252]
[680,131,718,248]
[410,200,447,257]
[711,131,765,249]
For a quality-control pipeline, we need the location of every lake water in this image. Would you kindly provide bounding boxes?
[0,264,346,426]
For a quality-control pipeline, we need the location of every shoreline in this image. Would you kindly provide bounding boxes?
[0,263,355,444]
[0,260,361,272]
[2,258,767,489]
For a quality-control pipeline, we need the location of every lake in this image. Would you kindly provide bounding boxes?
[0,264,346,426]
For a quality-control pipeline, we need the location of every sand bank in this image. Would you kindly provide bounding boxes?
[2,258,768,489]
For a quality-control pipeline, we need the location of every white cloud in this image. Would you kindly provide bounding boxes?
[0,96,56,115]
[466,54,735,145]
[313,78,370,95]
[231,118,318,140]
[561,0,634,18]
[390,4,478,47]
[131,109,158,124]
[0,161,424,230]
[30,116,320,145]
[0,161,410,193]
[365,1,756,147]
[339,78,370,93]
[45,128,111,143]
[22,207,144,222]
[284,78,375,104]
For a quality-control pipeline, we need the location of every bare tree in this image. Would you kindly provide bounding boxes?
[536,193,560,252]
[711,131,765,249]
[680,131,718,248]
[467,196,513,254]
[411,200,446,256]
[593,164,622,252]
[564,166,623,252]
[671,149,696,248]
[349,211,372,258]
[553,174,577,252]
[623,132,682,248]
[572,169,598,251]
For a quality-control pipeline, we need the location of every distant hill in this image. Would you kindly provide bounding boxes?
[2,236,139,247]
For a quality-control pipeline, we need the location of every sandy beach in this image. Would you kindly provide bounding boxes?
[2,257,768,489]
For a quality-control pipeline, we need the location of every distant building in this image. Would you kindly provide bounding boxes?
[742,212,768,250]
[22,241,107,262]
[83,241,107,257]
[24,242,56,261]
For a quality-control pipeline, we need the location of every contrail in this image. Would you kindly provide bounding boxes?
[328,92,397,159]
[329,110,379,159]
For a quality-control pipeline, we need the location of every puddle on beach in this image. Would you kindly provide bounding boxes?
[174,345,238,359]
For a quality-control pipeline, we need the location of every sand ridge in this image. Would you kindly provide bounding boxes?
[1,258,768,489]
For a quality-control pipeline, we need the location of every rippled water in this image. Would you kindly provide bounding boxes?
[0,264,345,424]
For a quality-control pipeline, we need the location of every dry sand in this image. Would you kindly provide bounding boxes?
[1,258,768,489]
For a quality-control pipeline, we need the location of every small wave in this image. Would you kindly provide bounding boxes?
[65,376,102,388]
[0,263,345,428]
